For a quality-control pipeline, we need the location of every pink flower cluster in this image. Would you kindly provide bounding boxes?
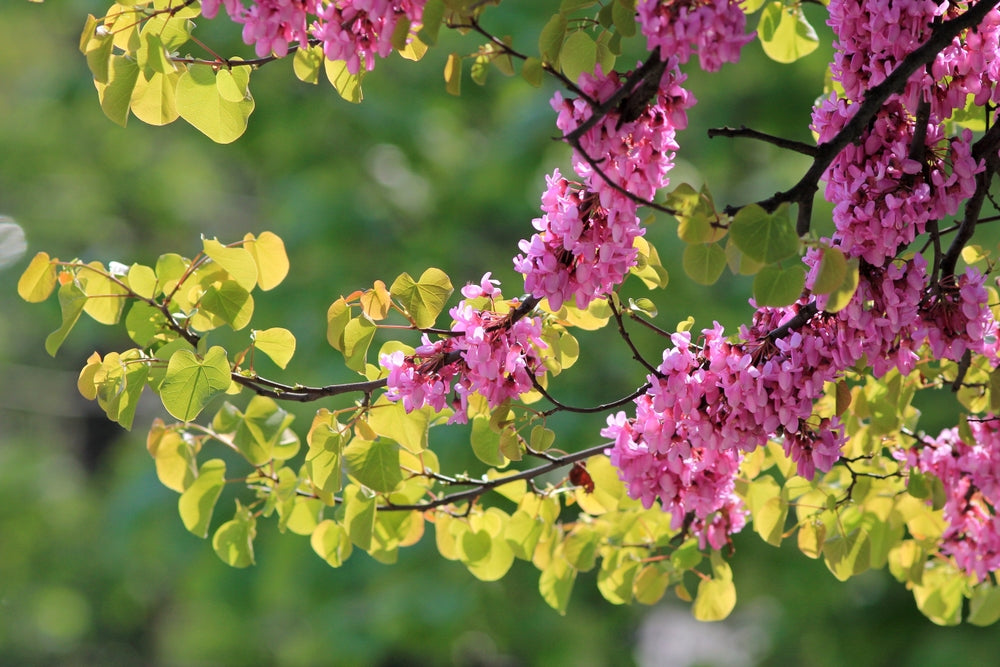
[515,64,696,311]
[602,406,748,551]
[380,274,547,423]
[813,97,980,267]
[200,0,426,70]
[902,421,1000,581]
[637,0,754,72]
[514,170,643,312]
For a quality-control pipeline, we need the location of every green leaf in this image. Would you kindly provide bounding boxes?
[159,346,231,422]
[199,280,254,331]
[444,53,462,96]
[366,395,430,453]
[306,411,347,495]
[178,458,226,538]
[175,65,254,144]
[812,245,847,295]
[505,510,544,560]
[597,550,641,604]
[522,57,544,87]
[612,0,636,37]
[311,519,353,567]
[293,44,324,84]
[147,420,198,493]
[137,32,174,76]
[45,281,88,356]
[202,238,258,292]
[682,243,727,285]
[253,327,296,369]
[82,16,115,83]
[325,59,364,103]
[758,2,820,64]
[529,425,555,451]
[215,68,248,103]
[539,13,568,64]
[126,263,157,299]
[630,236,669,289]
[634,564,670,605]
[563,526,599,572]
[471,415,507,467]
[94,349,149,429]
[823,528,871,581]
[969,584,1000,626]
[667,183,725,244]
[730,204,799,264]
[234,395,296,465]
[96,55,141,128]
[540,557,576,615]
[753,264,805,307]
[912,564,965,626]
[18,252,58,303]
[244,231,289,291]
[560,30,597,83]
[821,257,859,313]
[344,438,403,493]
[213,504,256,568]
[389,268,453,329]
[418,0,445,45]
[342,316,376,372]
[342,484,377,550]
[692,577,737,621]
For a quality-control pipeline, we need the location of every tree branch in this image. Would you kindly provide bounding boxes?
[736,0,1000,236]
[378,441,610,511]
[707,125,818,157]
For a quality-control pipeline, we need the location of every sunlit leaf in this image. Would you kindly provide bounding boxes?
[178,458,226,538]
[159,346,231,421]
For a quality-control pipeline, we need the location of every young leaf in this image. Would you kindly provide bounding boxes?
[692,577,737,621]
[159,346,232,422]
[253,327,296,369]
[325,59,364,103]
[202,238,258,292]
[682,243,727,285]
[560,30,597,83]
[540,556,577,615]
[758,2,820,64]
[18,252,58,303]
[753,264,805,307]
[243,231,289,291]
[389,268,453,329]
[344,438,404,493]
[45,282,88,356]
[213,504,256,568]
[178,458,226,538]
[311,519,354,567]
[175,66,255,144]
[730,204,799,264]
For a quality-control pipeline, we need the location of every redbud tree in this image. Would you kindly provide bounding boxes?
[18,0,1000,624]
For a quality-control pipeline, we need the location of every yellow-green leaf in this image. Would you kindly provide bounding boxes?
[178,458,226,538]
[159,346,231,422]
[692,577,737,621]
[253,327,296,369]
[18,252,58,303]
[175,65,254,144]
[243,231,289,291]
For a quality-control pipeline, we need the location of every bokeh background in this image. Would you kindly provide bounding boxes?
[4,1,1000,665]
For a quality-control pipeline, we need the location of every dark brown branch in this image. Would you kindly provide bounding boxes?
[562,51,668,144]
[379,441,610,511]
[707,126,818,157]
[609,297,658,373]
[765,301,819,341]
[740,0,1000,236]
[533,376,651,416]
[939,119,1000,278]
[232,372,387,401]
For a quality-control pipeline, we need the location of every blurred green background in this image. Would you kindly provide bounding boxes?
[4,1,1000,665]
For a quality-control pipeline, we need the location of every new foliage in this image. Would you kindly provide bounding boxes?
[20,0,1000,625]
